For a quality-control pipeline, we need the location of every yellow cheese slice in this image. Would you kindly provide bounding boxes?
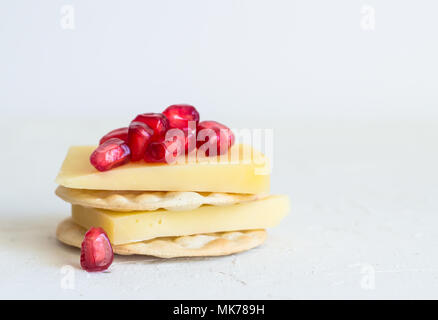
[71,195,290,245]
[56,144,270,194]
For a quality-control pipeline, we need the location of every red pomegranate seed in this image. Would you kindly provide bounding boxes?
[132,113,169,140]
[99,127,129,145]
[144,135,185,163]
[144,141,167,163]
[90,138,130,171]
[162,104,200,129]
[197,121,235,156]
[183,127,197,154]
[163,128,196,155]
[80,227,114,272]
[128,121,154,161]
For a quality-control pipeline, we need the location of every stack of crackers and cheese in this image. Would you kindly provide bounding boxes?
[55,105,289,260]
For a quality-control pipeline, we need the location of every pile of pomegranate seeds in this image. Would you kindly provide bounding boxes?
[80,227,114,272]
[90,104,235,171]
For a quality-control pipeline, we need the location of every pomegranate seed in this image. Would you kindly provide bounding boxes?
[162,104,200,129]
[144,134,185,163]
[99,127,129,145]
[80,227,114,272]
[197,121,235,156]
[132,113,169,140]
[128,121,154,161]
[183,127,197,154]
[163,128,196,155]
[90,138,130,171]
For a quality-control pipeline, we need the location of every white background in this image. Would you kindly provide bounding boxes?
[1,1,438,299]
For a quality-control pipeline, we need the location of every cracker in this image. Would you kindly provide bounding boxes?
[55,186,265,212]
[56,218,267,258]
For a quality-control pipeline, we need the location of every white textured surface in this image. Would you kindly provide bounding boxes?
[1,116,438,299]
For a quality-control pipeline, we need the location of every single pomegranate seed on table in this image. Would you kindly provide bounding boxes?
[90,138,130,171]
[80,227,114,272]
[132,113,169,140]
[127,121,154,161]
[99,127,129,145]
[197,121,235,156]
[162,104,200,129]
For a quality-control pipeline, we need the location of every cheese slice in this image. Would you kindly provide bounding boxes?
[56,144,270,194]
[71,195,290,245]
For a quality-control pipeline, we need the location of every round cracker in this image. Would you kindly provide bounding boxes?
[55,186,265,212]
[56,218,266,258]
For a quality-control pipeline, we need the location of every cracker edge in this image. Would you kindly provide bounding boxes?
[56,218,267,258]
[55,186,265,212]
